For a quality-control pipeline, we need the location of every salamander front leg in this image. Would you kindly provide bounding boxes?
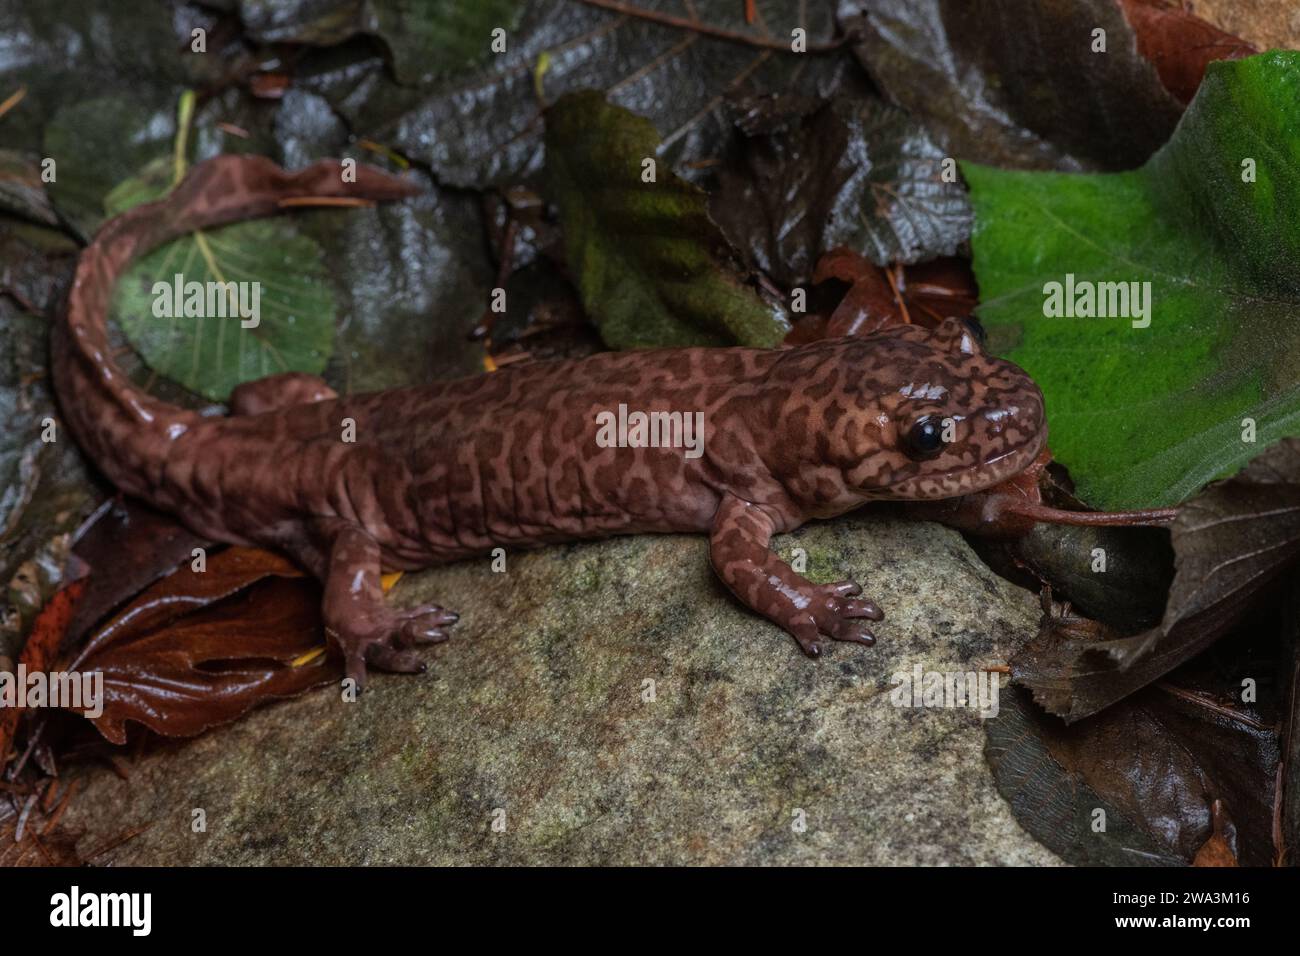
[229,371,337,415]
[321,525,460,689]
[708,493,883,657]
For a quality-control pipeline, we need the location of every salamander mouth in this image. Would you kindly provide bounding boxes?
[879,428,1047,500]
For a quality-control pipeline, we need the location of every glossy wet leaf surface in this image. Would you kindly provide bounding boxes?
[238,0,527,85]
[72,547,339,745]
[712,95,971,286]
[300,0,852,190]
[987,668,1278,866]
[841,0,1183,172]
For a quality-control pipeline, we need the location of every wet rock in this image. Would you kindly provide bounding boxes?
[64,514,1061,865]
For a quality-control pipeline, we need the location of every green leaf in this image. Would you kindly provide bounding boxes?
[106,160,336,401]
[545,90,785,349]
[964,52,1300,509]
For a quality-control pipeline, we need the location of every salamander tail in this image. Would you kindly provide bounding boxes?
[51,154,420,498]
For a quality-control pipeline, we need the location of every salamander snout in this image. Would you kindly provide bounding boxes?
[969,368,1047,474]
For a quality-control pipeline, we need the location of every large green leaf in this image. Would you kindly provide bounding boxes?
[546,90,785,349]
[964,52,1300,509]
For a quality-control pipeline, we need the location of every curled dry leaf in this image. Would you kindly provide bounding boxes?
[68,547,340,745]
[1013,439,1300,722]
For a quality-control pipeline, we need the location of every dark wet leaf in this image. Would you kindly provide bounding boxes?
[63,500,209,656]
[70,547,340,745]
[0,216,78,315]
[0,0,203,156]
[296,167,495,391]
[838,0,1183,171]
[300,0,857,190]
[1117,0,1257,105]
[987,677,1278,866]
[486,260,600,366]
[712,94,971,286]
[0,299,96,610]
[0,150,61,227]
[238,0,526,85]
[1011,523,1174,630]
[42,92,178,237]
[1281,594,1300,865]
[546,90,785,348]
[1014,439,1300,721]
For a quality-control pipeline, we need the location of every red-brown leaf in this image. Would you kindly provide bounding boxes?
[1118,0,1258,105]
[69,547,340,744]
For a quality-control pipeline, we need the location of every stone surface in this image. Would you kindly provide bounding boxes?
[64,513,1061,865]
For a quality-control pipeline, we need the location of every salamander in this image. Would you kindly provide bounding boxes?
[52,155,1047,687]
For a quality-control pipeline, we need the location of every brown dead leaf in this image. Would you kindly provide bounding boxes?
[1118,0,1258,104]
[0,579,85,774]
[63,498,208,655]
[68,547,339,745]
[784,248,976,344]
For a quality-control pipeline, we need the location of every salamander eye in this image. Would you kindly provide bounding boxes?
[902,415,947,460]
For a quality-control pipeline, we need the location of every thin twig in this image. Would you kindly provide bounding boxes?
[14,792,37,843]
[84,822,153,863]
[277,196,376,209]
[0,85,26,121]
[42,779,79,836]
[575,0,846,52]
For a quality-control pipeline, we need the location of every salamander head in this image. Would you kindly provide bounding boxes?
[836,318,1047,500]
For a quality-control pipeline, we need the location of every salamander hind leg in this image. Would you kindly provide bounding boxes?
[321,524,460,689]
[708,493,883,657]
[229,371,337,416]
